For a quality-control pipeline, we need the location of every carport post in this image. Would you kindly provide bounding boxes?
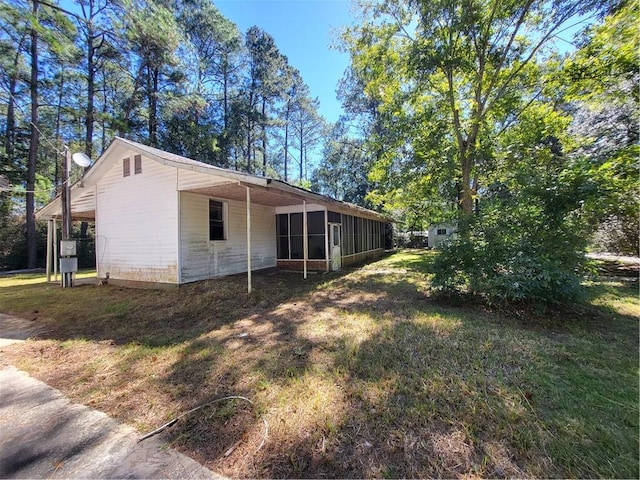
[53,220,58,281]
[46,219,52,282]
[246,185,252,294]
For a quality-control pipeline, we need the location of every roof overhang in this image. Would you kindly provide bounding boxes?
[35,137,392,223]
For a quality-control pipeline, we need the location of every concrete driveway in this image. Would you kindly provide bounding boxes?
[0,314,222,479]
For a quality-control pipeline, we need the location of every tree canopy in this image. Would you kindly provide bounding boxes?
[340,0,635,303]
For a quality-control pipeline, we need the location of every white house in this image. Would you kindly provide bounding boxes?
[427,223,457,248]
[36,138,390,290]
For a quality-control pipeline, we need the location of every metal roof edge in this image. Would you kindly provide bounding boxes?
[269,179,393,222]
[115,137,269,187]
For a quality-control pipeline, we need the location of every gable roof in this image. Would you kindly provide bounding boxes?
[36,137,390,222]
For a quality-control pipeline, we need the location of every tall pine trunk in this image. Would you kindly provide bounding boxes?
[26,0,39,269]
[54,70,65,193]
[101,74,107,153]
[5,63,18,163]
[223,58,229,130]
[261,98,267,175]
[85,25,95,159]
[148,66,159,146]
[298,129,303,181]
[81,18,96,241]
[246,91,253,173]
[283,100,290,182]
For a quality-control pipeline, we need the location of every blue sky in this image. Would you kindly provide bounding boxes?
[214,1,593,126]
[215,0,353,124]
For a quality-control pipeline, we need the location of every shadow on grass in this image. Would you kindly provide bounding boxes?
[160,262,639,478]
[1,252,638,478]
[0,269,342,347]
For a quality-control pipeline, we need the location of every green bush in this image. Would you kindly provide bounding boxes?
[0,211,47,271]
[432,199,588,306]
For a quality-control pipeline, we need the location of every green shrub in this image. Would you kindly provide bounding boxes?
[432,199,588,306]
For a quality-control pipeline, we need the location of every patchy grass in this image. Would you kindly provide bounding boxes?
[0,251,637,478]
[0,269,96,287]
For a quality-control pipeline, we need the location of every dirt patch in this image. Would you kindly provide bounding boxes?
[0,313,50,348]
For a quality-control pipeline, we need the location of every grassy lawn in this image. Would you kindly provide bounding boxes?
[0,269,97,287]
[0,251,637,478]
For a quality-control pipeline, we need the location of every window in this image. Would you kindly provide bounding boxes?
[290,213,303,259]
[328,211,341,223]
[134,154,142,174]
[437,228,447,236]
[308,235,325,259]
[307,211,326,259]
[209,200,225,240]
[276,214,289,259]
[123,157,130,177]
[276,211,326,260]
[343,215,354,255]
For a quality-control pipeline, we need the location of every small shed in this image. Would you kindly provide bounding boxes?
[427,223,457,249]
[36,138,391,290]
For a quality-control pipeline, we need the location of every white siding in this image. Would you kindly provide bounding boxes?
[177,169,233,190]
[179,191,276,283]
[95,153,178,283]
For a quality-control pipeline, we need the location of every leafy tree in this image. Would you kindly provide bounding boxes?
[564,0,639,254]
[343,0,605,217]
[289,85,325,181]
[276,65,303,181]
[120,0,183,145]
[432,102,591,305]
[241,26,288,174]
[169,0,242,164]
[340,0,616,304]
[311,121,371,206]
[0,1,31,263]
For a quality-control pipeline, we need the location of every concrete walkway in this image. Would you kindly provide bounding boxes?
[0,315,222,479]
[0,313,50,348]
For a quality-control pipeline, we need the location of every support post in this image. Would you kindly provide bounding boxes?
[246,186,252,294]
[324,208,329,272]
[303,200,308,280]
[46,219,52,282]
[53,220,58,281]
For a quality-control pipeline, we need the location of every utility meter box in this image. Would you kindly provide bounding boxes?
[60,240,77,257]
[60,257,78,273]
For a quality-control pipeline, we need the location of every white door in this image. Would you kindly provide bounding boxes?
[330,223,341,270]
